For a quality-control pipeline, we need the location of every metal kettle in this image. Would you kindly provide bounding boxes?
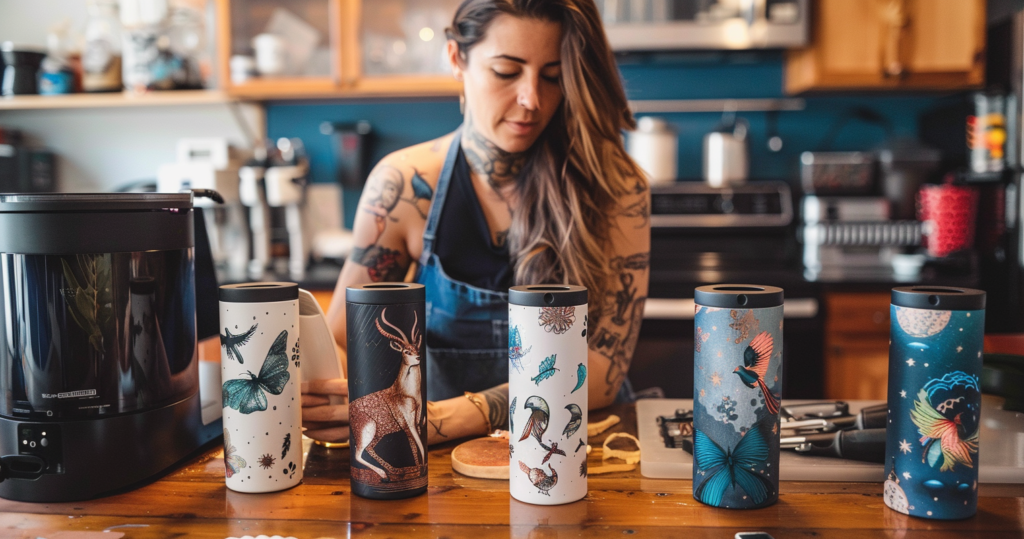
[703,116,749,188]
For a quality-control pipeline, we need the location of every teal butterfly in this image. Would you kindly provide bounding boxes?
[222,330,291,414]
[693,425,772,507]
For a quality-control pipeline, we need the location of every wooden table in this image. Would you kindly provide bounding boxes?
[2,405,1023,538]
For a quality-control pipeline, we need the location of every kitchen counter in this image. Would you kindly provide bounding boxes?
[2,405,1023,538]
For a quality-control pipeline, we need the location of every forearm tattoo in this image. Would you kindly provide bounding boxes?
[479,384,510,431]
[590,252,650,396]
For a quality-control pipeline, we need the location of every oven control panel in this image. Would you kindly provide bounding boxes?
[651,181,792,228]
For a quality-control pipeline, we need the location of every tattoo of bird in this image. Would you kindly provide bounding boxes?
[220,324,257,364]
[519,460,558,496]
[732,331,780,415]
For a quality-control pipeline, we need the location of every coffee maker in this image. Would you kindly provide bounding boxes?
[0,192,222,502]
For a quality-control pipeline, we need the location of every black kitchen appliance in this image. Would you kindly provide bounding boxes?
[633,181,826,399]
[0,193,220,502]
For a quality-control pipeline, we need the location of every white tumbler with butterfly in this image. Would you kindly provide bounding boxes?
[508,285,588,506]
[219,282,303,493]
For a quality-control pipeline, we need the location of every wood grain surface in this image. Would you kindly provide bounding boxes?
[2,405,1022,538]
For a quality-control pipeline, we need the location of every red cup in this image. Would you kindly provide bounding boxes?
[917,184,979,258]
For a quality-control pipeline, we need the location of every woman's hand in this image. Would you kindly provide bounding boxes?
[301,379,350,443]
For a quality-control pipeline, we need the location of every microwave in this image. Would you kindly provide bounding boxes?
[600,0,809,51]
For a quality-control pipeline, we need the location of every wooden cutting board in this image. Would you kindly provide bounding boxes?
[451,437,509,480]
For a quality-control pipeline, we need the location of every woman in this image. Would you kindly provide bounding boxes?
[301,0,650,445]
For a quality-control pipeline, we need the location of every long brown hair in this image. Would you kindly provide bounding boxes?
[447,0,643,307]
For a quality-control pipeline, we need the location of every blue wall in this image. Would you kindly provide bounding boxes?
[267,51,954,226]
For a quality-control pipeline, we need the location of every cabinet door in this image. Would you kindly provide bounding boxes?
[824,292,891,400]
[217,0,343,98]
[341,0,464,96]
[904,0,985,84]
[786,0,985,93]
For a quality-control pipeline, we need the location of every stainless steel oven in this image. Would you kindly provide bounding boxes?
[630,181,826,398]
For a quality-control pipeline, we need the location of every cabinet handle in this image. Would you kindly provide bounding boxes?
[880,0,908,78]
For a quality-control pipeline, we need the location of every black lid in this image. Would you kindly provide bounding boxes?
[695,284,784,309]
[509,285,587,307]
[0,193,193,213]
[891,286,986,311]
[346,282,425,305]
[219,282,299,303]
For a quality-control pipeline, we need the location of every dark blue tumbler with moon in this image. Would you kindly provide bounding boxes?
[883,286,985,520]
[692,284,784,509]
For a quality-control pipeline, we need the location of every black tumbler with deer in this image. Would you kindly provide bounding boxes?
[346,283,427,499]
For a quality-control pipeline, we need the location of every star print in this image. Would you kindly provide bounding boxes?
[711,372,722,386]
[957,346,963,353]
[899,439,911,454]
[712,326,717,331]
[966,313,971,317]
[903,472,912,480]
[906,358,915,366]
[924,363,929,367]
[978,351,982,358]
[717,351,722,358]
[700,389,706,397]
[900,390,907,398]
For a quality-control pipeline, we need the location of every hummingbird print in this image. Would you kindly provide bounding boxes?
[732,331,780,415]
[538,440,566,464]
[220,323,257,364]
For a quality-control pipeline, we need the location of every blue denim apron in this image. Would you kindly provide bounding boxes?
[415,127,510,401]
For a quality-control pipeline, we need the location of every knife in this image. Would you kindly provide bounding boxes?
[781,428,886,462]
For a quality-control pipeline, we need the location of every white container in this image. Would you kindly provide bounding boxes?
[508,285,588,505]
[627,116,677,185]
[253,33,287,76]
[298,288,345,405]
[219,282,303,493]
[703,120,749,188]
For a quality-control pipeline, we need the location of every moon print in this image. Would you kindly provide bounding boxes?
[895,307,951,338]
[884,476,909,514]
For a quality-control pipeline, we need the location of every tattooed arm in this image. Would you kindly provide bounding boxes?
[586,179,652,409]
[324,142,444,352]
[304,140,445,446]
[423,383,510,445]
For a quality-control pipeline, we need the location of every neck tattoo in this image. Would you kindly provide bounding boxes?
[462,123,526,194]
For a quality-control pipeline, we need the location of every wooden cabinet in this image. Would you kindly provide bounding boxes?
[216,0,462,99]
[786,0,986,93]
[824,292,891,400]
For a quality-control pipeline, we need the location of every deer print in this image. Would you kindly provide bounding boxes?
[350,308,425,481]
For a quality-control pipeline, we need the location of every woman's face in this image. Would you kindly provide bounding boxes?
[449,15,564,154]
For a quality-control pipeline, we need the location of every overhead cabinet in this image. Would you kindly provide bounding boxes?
[785,0,986,93]
[216,0,462,99]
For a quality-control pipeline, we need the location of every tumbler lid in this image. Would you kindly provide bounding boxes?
[891,286,986,311]
[694,284,784,309]
[346,282,425,305]
[220,282,299,303]
[509,285,587,307]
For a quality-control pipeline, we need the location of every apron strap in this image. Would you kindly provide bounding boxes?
[419,125,463,267]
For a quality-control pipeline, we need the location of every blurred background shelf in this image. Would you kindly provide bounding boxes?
[0,90,237,111]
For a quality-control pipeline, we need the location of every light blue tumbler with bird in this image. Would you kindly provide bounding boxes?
[693,284,784,509]
[508,285,588,505]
